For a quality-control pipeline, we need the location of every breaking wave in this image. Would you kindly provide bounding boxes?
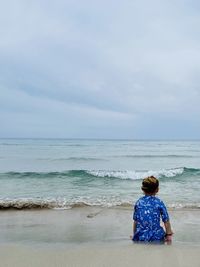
[0,198,199,210]
[0,167,199,181]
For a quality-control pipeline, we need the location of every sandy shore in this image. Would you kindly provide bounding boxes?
[0,207,200,266]
[0,243,200,267]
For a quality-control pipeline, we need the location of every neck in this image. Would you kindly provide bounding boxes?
[144,193,156,196]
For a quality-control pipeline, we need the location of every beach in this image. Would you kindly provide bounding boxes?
[0,207,200,267]
[1,0,200,263]
[1,242,200,267]
[0,139,200,266]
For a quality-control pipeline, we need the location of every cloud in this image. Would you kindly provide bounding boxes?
[0,86,135,138]
[0,0,200,138]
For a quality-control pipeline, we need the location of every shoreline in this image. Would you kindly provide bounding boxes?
[0,199,200,210]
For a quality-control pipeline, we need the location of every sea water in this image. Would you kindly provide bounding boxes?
[0,139,200,210]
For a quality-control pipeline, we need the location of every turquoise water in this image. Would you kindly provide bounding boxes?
[0,139,200,209]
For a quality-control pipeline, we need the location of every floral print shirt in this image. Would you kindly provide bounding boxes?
[133,195,169,242]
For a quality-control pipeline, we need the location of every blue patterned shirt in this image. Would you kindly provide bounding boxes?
[133,195,169,242]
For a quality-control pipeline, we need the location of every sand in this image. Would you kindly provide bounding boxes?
[0,207,200,267]
[0,243,200,267]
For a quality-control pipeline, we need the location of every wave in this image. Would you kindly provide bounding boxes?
[116,154,197,158]
[52,157,107,162]
[0,199,90,210]
[36,157,106,161]
[0,198,125,210]
[0,198,199,210]
[0,167,200,181]
[87,168,185,180]
[0,143,88,147]
[87,167,200,180]
[0,143,23,146]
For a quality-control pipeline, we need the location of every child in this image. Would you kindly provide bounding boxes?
[131,176,173,243]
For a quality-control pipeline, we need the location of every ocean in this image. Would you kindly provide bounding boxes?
[0,139,200,210]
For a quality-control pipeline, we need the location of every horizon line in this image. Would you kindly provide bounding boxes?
[0,137,200,141]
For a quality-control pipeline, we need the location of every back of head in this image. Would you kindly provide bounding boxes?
[141,176,159,194]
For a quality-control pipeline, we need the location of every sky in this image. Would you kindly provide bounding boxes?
[0,0,200,139]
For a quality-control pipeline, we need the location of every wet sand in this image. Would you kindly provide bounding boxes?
[0,207,200,266]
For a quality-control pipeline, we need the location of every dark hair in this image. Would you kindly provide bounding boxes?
[141,176,159,194]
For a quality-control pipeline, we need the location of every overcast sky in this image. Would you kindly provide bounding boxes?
[0,0,200,139]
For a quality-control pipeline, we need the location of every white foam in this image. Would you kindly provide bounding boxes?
[87,168,184,180]
[88,170,141,180]
[168,203,200,209]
